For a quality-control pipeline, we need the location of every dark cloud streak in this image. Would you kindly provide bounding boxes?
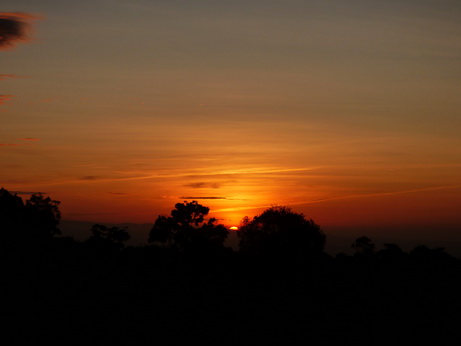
[184,182,221,189]
[81,176,100,181]
[0,12,40,50]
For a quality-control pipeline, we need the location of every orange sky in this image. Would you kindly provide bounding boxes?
[1,1,461,234]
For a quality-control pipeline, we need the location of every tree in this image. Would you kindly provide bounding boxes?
[148,201,229,253]
[0,188,61,245]
[24,193,61,240]
[0,187,26,244]
[237,206,326,258]
[85,224,131,250]
[351,236,376,256]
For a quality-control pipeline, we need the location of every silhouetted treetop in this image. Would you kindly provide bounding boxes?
[237,206,326,258]
[0,188,61,245]
[85,224,131,250]
[351,236,376,257]
[148,201,229,253]
[0,188,24,226]
[25,193,61,239]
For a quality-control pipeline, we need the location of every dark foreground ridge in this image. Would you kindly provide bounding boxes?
[2,188,461,345]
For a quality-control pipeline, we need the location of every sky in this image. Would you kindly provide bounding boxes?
[1,1,461,240]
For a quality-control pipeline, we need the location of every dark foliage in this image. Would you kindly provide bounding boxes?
[237,206,326,259]
[84,224,131,251]
[351,236,376,256]
[24,193,61,239]
[2,190,461,345]
[148,201,229,253]
[0,188,61,247]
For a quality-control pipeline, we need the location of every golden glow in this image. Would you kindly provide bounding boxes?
[1,1,460,237]
[229,226,239,231]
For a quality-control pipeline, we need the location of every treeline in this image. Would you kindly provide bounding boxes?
[1,188,461,345]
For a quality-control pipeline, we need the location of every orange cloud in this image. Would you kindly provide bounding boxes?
[0,94,13,105]
[0,12,41,50]
[0,143,20,147]
[0,74,21,80]
[19,137,41,141]
[180,196,227,200]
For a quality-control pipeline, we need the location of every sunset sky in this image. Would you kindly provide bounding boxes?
[1,1,461,239]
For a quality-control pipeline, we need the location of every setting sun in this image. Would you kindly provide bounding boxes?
[1,0,460,254]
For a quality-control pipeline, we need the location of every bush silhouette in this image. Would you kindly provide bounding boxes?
[237,206,326,258]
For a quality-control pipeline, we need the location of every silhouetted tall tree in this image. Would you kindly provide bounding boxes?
[237,206,326,258]
[148,201,229,253]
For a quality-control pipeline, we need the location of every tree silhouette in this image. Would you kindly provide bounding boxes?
[0,187,25,244]
[24,193,61,240]
[86,224,131,246]
[237,206,326,258]
[148,201,228,252]
[351,236,376,256]
[0,188,61,245]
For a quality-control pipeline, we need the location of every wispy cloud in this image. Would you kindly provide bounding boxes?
[180,196,227,200]
[213,184,461,214]
[19,137,40,141]
[214,204,272,213]
[0,12,41,50]
[288,184,461,206]
[10,190,46,195]
[0,94,13,105]
[0,74,21,80]
[184,182,221,189]
[81,176,102,181]
[0,138,41,147]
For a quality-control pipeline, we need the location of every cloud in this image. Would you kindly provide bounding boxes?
[180,196,227,200]
[0,74,21,80]
[0,138,40,148]
[0,12,40,50]
[81,176,101,181]
[184,182,221,189]
[10,191,46,195]
[0,95,13,105]
[19,137,40,141]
